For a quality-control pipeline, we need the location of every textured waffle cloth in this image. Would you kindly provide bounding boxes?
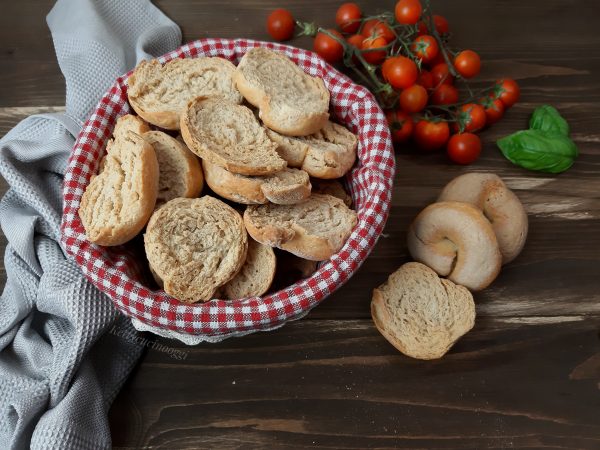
[0,0,181,448]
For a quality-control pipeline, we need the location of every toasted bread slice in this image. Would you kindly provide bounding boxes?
[143,131,204,205]
[80,131,159,246]
[234,47,330,136]
[312,179,352,207]
[244,194,357,261]
[144,196,248,303]
[203,160,311,205]
[181,97,286,176]
[222,239,276,299]
[371,262,475,360]
[266,121,357,179]
[127,57,243,129]
[113,114,151,141]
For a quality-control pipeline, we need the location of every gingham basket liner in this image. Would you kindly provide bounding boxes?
[60,38,395,339]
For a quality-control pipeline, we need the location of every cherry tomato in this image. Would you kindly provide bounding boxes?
[414,119,450,151]
[382,56,418,90]
[347,34,364,49]
[362,19,395,42]
[480,96,505,125]
[395,0,422,25]
[400,84,428,113]
[417,70,434,90]
[431,63,454,87]
[336,3,362,34]
[455,103,486,132]
[411,35,439,64]
[386,110,414,143]
[454,50,481,78]
[361,36,387,65]
[314,29,344,64]
[495,78,520,108]
[266,9,295,41]
[427,51,446,68]
[433,15,449,34]
[447,133,482,164]
[430,84,459,105]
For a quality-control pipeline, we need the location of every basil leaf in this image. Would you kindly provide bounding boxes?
[529,105,570,136]
[497,129,578,173]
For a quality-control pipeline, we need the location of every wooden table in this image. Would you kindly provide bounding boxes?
[2,0,600,448]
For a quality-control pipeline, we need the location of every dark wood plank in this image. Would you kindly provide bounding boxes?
[109,317,600,449]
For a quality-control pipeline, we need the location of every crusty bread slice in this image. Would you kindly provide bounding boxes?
[127,57,243,129]
[143,131,204,205]
[144,196,248,303]
[371,262,475,360]
[203,160,311,205]
[407,201,502,291]
[234,47,330,136]
[181,97,286,176]
[221,239,276,299]
[244,193,358,261]
[80,131,159,246]
[437,173,528,264]
[266,121,357,179]
[113,114,150,141]
[312,179,352,207]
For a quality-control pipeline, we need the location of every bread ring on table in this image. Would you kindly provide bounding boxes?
[438,173,528,264]
[407,201,502,291]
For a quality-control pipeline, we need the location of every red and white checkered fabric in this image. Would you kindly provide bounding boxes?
[60,38,395,339]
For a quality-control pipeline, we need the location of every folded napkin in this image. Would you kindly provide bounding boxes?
[0,1,181,448]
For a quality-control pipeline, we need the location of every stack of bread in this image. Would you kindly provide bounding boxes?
[371,173,529,360]
[79,47,359,303]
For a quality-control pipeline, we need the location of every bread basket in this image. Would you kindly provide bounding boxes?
[61,38,395,342]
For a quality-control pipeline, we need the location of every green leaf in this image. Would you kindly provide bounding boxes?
[529,105,570,136]
[497,129,578,174]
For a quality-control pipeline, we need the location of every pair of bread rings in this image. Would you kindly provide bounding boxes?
[407,173,528,291]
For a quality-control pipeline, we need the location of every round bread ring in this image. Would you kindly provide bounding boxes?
[438,173,528,264]
[407,201,502,291]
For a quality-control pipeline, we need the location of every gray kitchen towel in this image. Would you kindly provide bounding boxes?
[0,1,181,448]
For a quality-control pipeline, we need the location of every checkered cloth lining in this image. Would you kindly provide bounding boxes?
[60,38,395,338]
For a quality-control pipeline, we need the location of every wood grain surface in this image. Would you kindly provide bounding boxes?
[1,0,600,448]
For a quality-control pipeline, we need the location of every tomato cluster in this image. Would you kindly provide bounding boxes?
[266,1,520,165]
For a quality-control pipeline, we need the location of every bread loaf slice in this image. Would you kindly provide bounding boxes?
[244,194,357,261]
[80,131,159,246]
[266,121,357,179]
[180,97,286,176]
[234,47,330,136]
[113,114,150,141]
[371,262,475,360]
[144,196,248,303]
[221,239,276,299]
[127,57,243,129]
[203,160,311,205]
[143,131,204,205]
[312,179,352,207]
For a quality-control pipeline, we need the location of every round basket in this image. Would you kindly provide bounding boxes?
[60,38,395,340]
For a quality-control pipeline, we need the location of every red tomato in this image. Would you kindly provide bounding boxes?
[417,70,434,90]
[495,78,520,108]
[447,133,482,164]
[433,15,449,34]
[347,34,364,49]
[480,96,505,125]
[395,0,422,25]
[431,63,454,87]
[414,119,450,151]
[411,35,439,64]
[430,84,459,105]
[336,3,362,34]
[454,50,481,78]
[456,103,486,132]
[400,85,428,113]
[386,110,414,143]
[314,29,344,64]
[266,9,295,41]
[382,56,418,90]
[361,36,387,65]
[362,19,395,42]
